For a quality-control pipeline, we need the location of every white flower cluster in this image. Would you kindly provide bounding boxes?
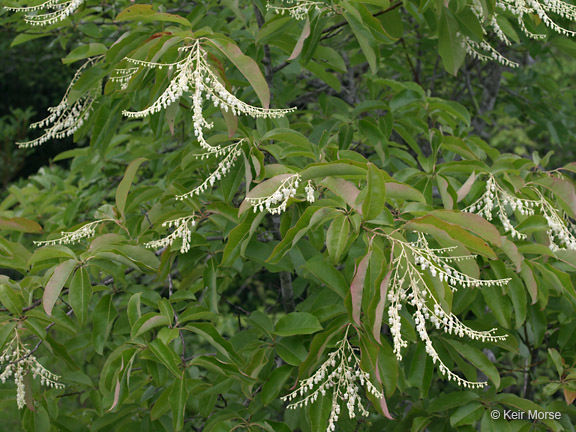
[466,0,576,67]
[247,174,315,214]
[0,333,64,409]
[464,175,576,251]
[175,141,244,200]
[109,67,138,91]
[281,326,382,432]
[384,232,508,388]
[463,38,519,68]
[5,0,83,26]
[34,218,112,246]
[121,40,295,152]
[305,180,315,203]
[17,57,100,148]
[144,214,196,254]
[266,0,326,20]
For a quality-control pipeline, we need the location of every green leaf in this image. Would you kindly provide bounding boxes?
[132,313,171,338]
[0,321,16,352]
[386,182,426,202]
[148,338,182,378]
[62,43,107,64]
[43,259,77,316]
[341,2,379,73]
[209,37,270,109]
[150,387,172,420]
[274,312,322,336]
[69,267,92,324]
[326,214,350,262]
[438,10,466,75]
[428,210,501,246]
[428,391,479,412]
[300,161,368,181]
[362,163,386,220]
[262,365,292,405]
[115,5,192,27]
[183,322,240,363]
[0,284,24,316]
[442,338,501,388]
[302,255,349,298]
[115,157,147,221]
[406,215,496,258]
[548,348,564,377]
[170,374,189,431]
[520,261,538,304]
[92,294,118,355]
[0,217,42,233]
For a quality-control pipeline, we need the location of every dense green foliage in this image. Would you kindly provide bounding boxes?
[1,0,576,431]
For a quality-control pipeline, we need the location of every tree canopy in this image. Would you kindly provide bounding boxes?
[1,0,576,431]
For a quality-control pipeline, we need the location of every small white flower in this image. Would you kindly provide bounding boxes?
[17,57,101,148]
[145,214,196,254]
[0,332,64,409]
[281,326,383,432]
[121,40,295,154]
[34,218,114,247]
[266,0,326,20]
[384,232,508,388]
[5,0,84,26]
[246,174,303,215]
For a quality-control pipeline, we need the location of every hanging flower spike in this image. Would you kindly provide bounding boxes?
[464,0,576,67]
[464,174,576,251]
[0,332,64,409]
[246,174,303,215]
[382,232,508,388]
[109,67,139,91]
[16,56,101,148]
[121,40,295,154]
[144,214,196,254]
[5,0,84,26]
[34,218,113,246]
[175,140,244,200]
[266,0,326,20]
[305,180,316,203]
[281,326,383,432]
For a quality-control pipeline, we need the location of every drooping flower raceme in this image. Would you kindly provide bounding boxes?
[246,174,316,214]
[144,214,196,254]
[119,40,294,197]
[175,140,244,200]
[5,0,84,26]
[464,175,576,251]
[34,218,113,246]
[266,0,327,19]
[0,332,64,409]
[17,56,101,148]
[384,232,509,388]
[282,326,383,432]
[121,40,295,154]
[465,0,576,67]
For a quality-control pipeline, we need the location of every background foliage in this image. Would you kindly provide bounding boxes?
[1,0,576,431]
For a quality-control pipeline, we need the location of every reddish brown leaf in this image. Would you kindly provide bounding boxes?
[351,250,371,325]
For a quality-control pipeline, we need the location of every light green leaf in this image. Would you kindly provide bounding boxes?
[362,163,386,221]
[115,157,147,221]
[69,267,92,324]
[148,338,182,378]
[209,37,270,109]
[274,312,322,336]
[115,5,192,27]
[43,259,77,316]
[326,214,350,262]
